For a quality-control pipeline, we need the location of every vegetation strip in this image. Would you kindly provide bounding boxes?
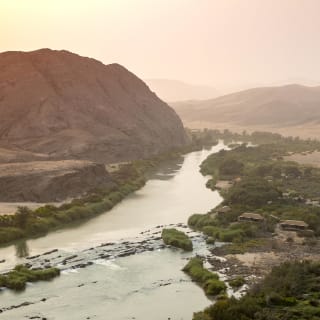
[183,257,226,296]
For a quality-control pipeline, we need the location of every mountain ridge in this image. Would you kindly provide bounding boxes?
[0,49,188,163]
[171,84,320,131]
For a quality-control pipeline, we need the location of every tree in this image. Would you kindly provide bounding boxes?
[219,158,244,176]
[15,206,32,228]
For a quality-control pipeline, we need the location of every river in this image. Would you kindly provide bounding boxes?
[0,142,226,320]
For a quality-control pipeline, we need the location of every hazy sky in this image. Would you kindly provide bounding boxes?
[1,0,320,92]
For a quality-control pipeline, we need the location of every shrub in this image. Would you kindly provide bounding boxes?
[162,228,193,251]
[204,279,227,295]
[228,277,245,288]
[0,265,60,291]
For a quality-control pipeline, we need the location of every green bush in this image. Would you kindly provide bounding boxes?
[162,228,193,251]
[204,279,227,296]
[0,265,60,291]
[228,276,245,288]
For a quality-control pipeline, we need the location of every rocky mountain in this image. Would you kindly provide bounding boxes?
[145,79,219,102]
[0,49,188,163]
[171,84,320,136]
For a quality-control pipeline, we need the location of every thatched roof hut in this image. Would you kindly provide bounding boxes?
[238,212,264,222]
[280,220,309,231]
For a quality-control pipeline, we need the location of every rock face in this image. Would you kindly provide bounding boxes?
[0,49,188,163]
[0,160,114,202]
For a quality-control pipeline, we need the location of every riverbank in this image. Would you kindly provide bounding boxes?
[0,143,226,319]
[0,141,217,248]
[0,163,145,246]
[187,130,320,320]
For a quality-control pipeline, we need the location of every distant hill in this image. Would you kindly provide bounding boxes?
[145,79,219,102]
[0,49,188,163]
[171,84,320,137]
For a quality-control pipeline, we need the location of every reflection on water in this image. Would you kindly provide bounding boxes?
[147,157,184,180]
[15,240,29,258]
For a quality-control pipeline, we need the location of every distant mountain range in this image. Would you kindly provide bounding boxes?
[145,79,219,102]
[0,49,188,163]
[171,84,320,137]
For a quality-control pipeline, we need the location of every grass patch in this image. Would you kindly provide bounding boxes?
[0,264,60,291]
[221,239,268,254]
[162,228,193,251]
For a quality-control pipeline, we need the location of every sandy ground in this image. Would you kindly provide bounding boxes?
[0,160,93,177]
[215,180,233,190]
[232,251,278,268]
[0,201,67,215]
[284,151,320,167]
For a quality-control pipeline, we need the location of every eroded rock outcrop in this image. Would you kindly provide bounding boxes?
[0,160,114,202]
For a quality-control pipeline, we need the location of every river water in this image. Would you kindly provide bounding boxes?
[0,142,226,320]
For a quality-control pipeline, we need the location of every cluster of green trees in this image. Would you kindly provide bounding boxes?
[193,260,320,320]
[195,129,320,152]
[199,137,320,236]
[224,177,282,207]
[161,228,193,251]
[0,264,60,291]
[186,128,219,147]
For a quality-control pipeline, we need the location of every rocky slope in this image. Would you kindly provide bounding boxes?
[0,160,114,202]
[171,84,320,137]
[0,49,188,163]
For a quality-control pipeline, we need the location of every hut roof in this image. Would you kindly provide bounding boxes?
[280,220,309,228]
[239,212,264,220]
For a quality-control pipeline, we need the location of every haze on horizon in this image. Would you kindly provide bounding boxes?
[1,0,320,93]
